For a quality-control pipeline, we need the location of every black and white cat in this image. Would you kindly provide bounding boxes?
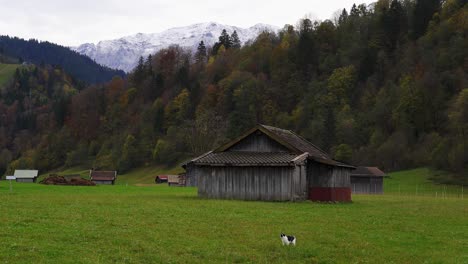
[280,233,296,246]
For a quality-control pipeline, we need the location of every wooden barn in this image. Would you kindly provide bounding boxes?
[14,170,39,183]
[89,170,117,185]
[350,167,385,194]
[183,125,355,202]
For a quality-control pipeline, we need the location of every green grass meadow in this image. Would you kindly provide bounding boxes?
[0,63,19,88]
[384,168,466,198]
[0,168,467,263]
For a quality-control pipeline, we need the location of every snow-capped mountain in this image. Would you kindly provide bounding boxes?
[73,22,279,72]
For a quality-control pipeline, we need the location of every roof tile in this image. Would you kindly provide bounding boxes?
[193,152,299,166]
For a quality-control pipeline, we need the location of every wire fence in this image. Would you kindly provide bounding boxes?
[383,184,465,199]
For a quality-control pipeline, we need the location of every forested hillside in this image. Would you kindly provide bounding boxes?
[0,63,82,175]
[0,36,125,84]
[1,0,467,179]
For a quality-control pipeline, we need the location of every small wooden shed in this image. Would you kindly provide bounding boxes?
[183,125,355,202]
[89,170,117,185]
[350,167,385,194]
[167,175,180,186]
[14,170,39,183]
[167,174,189,187]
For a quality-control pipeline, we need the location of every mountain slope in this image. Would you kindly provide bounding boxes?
[0,36,125,84]
[74,22,279,72]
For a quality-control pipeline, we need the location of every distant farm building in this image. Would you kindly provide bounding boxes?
[89,171,117,185]
[350,167,385,194]
[14,170,39,183]
[155,175,168,184]
[166,174,191,187]
[183,125,355,202]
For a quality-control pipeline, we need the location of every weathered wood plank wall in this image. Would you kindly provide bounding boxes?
[16,178,35,183]
[192,166,306,201]
[351,177,383,194]
[93,180,114,185]
[308,162,351,188]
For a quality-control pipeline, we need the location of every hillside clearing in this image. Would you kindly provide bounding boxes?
[0,63,18,87]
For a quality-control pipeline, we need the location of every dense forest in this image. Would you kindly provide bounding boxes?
[0,0,466,181]
[0,36,125,84]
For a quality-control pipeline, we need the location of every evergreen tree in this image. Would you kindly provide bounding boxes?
[412,0,442,38]
[145,54,153,75]
[297,18,316,79]
[338,9,349,25]
[137,56,145,72]
[219,29,232,48]
[212,29,233,55]
[231,31,241,49]
[386,0,407,51]
[133,56,145,85]
[195,41,207,63]
[350,4,360,17]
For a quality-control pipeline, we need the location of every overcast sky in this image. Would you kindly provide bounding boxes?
[0,0,374,47]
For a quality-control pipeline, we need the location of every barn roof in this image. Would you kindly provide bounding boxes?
[351,167,385,177]
[185,125,354,168]
[90,171,117,181]
[14,170,39,179]
[191,152,303,166]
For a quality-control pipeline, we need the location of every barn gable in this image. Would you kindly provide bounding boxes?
[225,131,289,153]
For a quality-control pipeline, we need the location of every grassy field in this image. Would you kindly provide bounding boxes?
[1,168,467,263]
[384,168,466,198]
[0,63,19,88]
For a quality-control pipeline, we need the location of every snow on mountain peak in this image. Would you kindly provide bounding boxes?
[73,22,279,72]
